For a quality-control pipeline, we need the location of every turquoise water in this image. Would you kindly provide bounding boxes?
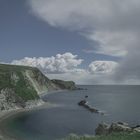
[2,85,140,140]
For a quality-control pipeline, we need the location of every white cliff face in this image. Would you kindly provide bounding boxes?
[0,66,49,112]
[25,70,49,95]
[0,88,45,112]
[0,88,21,111]
[25,99,44,109]
[0,64,76,112]
[10,72,19,85]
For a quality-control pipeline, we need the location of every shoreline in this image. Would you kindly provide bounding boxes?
[40,89,69,98]
[0,89,67,140]
[0,101,59,140]
[0,109,26,140]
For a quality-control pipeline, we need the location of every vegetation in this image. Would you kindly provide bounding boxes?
[0,63,78,102]
[51,79,77,90]
[0,64,39,101]
[0,63,77,104]
[63,133,140,140]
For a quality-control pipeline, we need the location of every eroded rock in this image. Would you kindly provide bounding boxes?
[95,123,110,135]
[78,100,99,113]
[95,122,134,135]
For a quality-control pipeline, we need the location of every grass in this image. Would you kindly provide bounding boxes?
[0,63,39,101]
[62,132,140,140]
[51,79,76,90]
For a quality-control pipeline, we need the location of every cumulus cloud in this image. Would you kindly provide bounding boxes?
[11,52,119,84]
[88,61,118,74]
[11,53,83,74]
[47,72,115,85]
[27,0,140,84]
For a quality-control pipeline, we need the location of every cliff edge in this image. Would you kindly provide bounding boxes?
[0,64,77,111]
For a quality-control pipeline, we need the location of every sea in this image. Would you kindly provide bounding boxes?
[1,85,140,140]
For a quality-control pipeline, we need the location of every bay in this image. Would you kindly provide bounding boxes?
[2,85,140,140]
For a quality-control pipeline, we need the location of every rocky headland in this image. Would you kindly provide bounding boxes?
[0,63,78,140]
[0,63,77,112]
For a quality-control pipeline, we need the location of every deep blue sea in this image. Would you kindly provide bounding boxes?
[2,85,140,140]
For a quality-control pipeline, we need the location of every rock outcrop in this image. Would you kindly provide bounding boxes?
[0,88,24,110]
[78,100,103,114]
[95,122,140,135]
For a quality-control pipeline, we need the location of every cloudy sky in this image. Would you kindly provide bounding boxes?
[1,0,140,84]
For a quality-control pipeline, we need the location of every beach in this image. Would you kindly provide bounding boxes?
[1,86,140,140]
[0,101,58,140]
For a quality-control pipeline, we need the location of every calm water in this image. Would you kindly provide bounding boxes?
[2,85,140,140]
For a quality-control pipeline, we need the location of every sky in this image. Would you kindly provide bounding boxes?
[1,0,140,84]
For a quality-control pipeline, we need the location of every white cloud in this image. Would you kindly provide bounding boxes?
[28,0,140,57]
[11,52,83,74]
[86,31,136,57]
[47,68,117,85]
[27,0,140,84]
[88,61,118,74]
[11,52,119,84]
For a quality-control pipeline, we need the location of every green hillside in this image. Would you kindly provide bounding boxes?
[0,63,63,99]
[0,64,39,101]
[0,63,77,110]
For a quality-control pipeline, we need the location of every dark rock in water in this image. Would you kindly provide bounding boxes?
[78,100,99,113]
[78,100,87,106]
[89,107,99,113]
[85,95,88,98]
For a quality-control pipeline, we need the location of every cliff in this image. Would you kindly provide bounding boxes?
[0,64,77,111]
[51,79,77,90]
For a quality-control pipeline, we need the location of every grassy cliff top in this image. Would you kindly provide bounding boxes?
[0,63,37,71]
[0,64,42,101]
[51,79,77,90]
[0,63,77,102]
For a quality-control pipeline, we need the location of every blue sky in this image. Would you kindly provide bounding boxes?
[1,0,140,84]
[0,0,118,63]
